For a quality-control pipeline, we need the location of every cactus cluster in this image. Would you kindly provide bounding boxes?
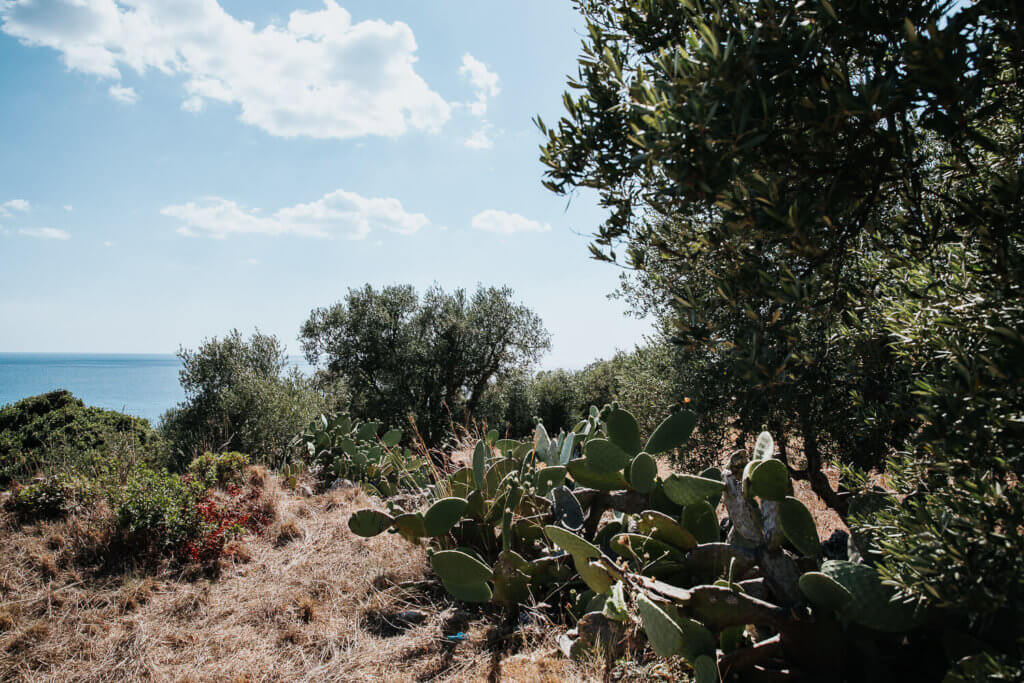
[293,413,428,496]
[348,405,920,679]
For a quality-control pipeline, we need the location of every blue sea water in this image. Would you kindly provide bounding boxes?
[0,353,316,424]
[0,353,185,424]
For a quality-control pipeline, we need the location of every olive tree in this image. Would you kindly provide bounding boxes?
[160,330,323,468]
[299,284,550,445]
[541,0,1024,674]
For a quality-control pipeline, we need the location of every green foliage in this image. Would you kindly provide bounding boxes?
[160,330,325,468]
[299,284,550,446]
[350,404,940,677]
[531,370,579,434]
[186,451,250,489]
[541,0,1024,674]
[294,411,429,496]
[111,467,206,548]
[0,390,161,484]
[6,472,95,521]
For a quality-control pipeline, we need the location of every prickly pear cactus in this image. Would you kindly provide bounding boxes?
[345,406,910,679]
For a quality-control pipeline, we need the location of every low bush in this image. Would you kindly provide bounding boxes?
[0,390,162,484]
[109,464,274,564]
[5,473,95,522]
[180,483,273,564]
[111,467,206,550]
[187,452,250,489]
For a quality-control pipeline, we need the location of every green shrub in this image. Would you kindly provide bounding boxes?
[112,467,206,548]
[0,390,162,484]
[475,369,537,438]
[187,452,250,489]
[6,473,94,521]
[160,330,326,469]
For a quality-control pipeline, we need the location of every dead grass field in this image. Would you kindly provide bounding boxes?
[0,477,602,682]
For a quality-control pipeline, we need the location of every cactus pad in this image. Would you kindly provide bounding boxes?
[430,550,493,603]
[449,467,475,498]
[545,525,601,559]
[492,550,532,606]
[611,533,686,565]
[551,485,585,530]
[693,654,718,683]
[753,431,774,460]
[605,408,642,455]
[472,439,488,489]
[567,459,629,491]
[798,571,853,612]
[699,466,724,506]
[663,474,725,506]
[381,428,402,447]
[576,556,614,594]
[348,509,394,537]
[682,501,720,544]
[484,458,518,497]
[629,452,658,493]
[584,438,632,473]
[393,512,427,539]
[644,410,697,455]
[779,496,820,556]
[637,510,699,550]
[637,593,684,658]
[535,465,567,496]
[821,560,922,632]
[424,497,469,536]
[748,458,789,500]
[534,423,551,464]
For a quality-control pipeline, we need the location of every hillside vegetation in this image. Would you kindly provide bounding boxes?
[0,391,161,485]
[3,0,1023,679]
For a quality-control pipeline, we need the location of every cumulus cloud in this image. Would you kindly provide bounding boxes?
[464,125,494,150]
[1,0,451,140]
[457,53,499,150]
[0,199,31,216]
[163,189,429,240]
[108,84,137,103]
[458,53,499,117]
[470,209,550,235]
[19,227,70,240]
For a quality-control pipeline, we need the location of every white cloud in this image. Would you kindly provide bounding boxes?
[464,125,494,150]
[246,257,260,265]
[459,53,499,116]
[103,240,115,247]
[108,84,137,103]
[19,227,70,240]
[457,54,499,149]
[0,199,30,216]
[181,96,203,113]
[1,0,451,140]
[163,188,429,240]
[63,204,73,211]
[471,210,550,235]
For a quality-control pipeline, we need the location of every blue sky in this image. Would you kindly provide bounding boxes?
[0,0,651,368]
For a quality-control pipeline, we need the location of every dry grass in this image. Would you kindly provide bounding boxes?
[0,476,600,682]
